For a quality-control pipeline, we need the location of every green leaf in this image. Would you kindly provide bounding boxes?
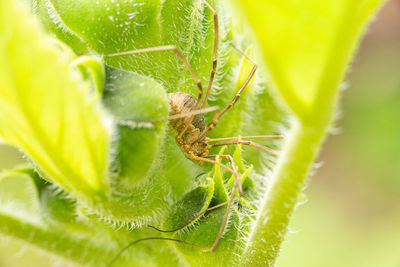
[0,168,184,266]
[103,66,169,189]
[0,0,110,200]
[208,147,229,204]
[1,168,78,227]
[162,144,257,266]
[165,180,240,267]
[234,0,385,118]
[35,0,215,93]
[1,0,295,265]
[34,0,286,163]
[164,178,215,231]
[231,0,387,266]
[174,207,240,266]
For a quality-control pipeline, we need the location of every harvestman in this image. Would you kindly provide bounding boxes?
[103,0,283,265]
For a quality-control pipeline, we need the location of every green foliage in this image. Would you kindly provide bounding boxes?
[161,146,257,266]
[0,0,386,266]
[103,66,169,188]
[235,0,384,116]
[233,0,386,266]
[0,0,110,202]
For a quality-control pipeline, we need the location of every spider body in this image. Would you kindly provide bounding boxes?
[104,1,284,264]
[168,92,209,159]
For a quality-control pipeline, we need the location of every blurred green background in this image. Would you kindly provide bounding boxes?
[0,0,399,266]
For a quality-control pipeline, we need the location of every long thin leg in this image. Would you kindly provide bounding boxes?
[176,0,219,140]
[194,153,242,195]
[148,198,239,233]
[118,106,219,123]
[195,154,243,252]
[148,153,242,234]
[207,135,284,142]
[191,153,235,175]
[107,237,208,267]
[146,153,248,256]
[102,46,202,97]
[107,154,243,266]
[168,106,218,122]
[208,140,278,155]
[96,45,204,140]
[229,42,257,65]
[195,59,257,143]
[201,0,219,109]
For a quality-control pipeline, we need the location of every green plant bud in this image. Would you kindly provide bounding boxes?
[103,66,169,190]
[165,182,240,266]
[162,146,253,266]
[164,178,215,230]
[0,0,111,204]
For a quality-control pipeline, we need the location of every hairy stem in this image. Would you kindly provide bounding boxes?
[240,116,331,266]
[239,1,385,264]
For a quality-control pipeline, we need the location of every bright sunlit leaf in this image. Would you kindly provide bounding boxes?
[0,1,110,197]
[234,0,385,116]
[231,0,386,265]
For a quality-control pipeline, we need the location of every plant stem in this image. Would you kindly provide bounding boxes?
[240,116,332,266]
[239,1,386,264]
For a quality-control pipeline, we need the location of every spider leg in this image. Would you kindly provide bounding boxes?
[195,154,242,196]
[196,154,243,252]
[107,149,246,265]
[82,45,205,141]
[108,153,243,266]
[208,140,278,155]
[177,0,220,140]
[148,198,239,233]
[201,0,219,109]
[102,46,203,98]
[148,152,242,236]
[107,237,208,267]
[195,56,257,142]
[207,135,284,142]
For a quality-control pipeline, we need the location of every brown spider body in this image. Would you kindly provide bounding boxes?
[168,92,209,159]
[104,1,283,263]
